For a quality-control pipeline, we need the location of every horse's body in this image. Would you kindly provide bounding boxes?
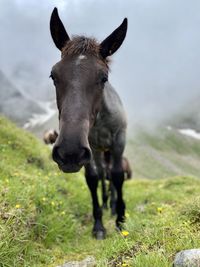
[89,83,126,151]
[87,82,127,220]
[49,8,128,239]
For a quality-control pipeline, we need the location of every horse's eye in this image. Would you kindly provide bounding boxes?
[101,76,108,84]
[50,73,58,85]
[98,71,108,86]
[49,73,54,80]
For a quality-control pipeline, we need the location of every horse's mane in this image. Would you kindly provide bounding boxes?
[61,36,109,67]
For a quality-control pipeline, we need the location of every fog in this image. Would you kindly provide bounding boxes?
[1,0,200,127]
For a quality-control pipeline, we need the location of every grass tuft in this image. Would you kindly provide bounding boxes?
[182,197,200,225]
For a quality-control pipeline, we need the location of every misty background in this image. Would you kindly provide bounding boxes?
[1,0,200,131]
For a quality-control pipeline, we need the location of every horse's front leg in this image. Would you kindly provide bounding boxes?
[111,158,125,229]
[109,180,117,215]
[85,162,106,239]
[111,131,126,229]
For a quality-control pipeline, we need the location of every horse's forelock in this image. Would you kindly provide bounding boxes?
[61,36,109,68]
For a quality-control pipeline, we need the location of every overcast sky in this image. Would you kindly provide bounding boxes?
[1,0,200,126]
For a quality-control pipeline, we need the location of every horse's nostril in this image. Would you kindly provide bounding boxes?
[79,147,91,165]
[52,146,62,163]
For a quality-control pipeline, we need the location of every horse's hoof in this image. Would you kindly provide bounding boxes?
[116,220,125,231]
[92,230,106,240]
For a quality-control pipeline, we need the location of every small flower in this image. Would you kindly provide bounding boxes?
[15,204,21,209]
[61,211,65,215]
[157,207,163,213]
[122,263,129,267]
[121,230,129,237]
[125,212,130,218]
[42,197,46,202]
[51,201,55,206]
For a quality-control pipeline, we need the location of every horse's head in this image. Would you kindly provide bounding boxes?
[50,8,127,173]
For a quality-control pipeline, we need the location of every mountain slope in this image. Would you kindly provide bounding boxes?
[127,126,200,179]
[168,95,200,131]
[0,70,45,126]
[1,116,200,266]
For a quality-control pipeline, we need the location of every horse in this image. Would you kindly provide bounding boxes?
[43,129,58,145]
[43,129,132,214]
[49,8,128,239]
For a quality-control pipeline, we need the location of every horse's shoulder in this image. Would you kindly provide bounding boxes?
[103,83,127,128]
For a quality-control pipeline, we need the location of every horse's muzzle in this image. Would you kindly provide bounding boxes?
[52,145,91,173]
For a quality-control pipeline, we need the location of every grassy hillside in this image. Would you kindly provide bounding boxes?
[127,127,200,179]
[1,116,200,267]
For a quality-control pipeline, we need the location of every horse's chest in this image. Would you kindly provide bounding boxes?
[89,126,112,151]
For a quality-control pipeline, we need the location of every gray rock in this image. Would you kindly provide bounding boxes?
[173,249,200,267]
[57,256,96,267]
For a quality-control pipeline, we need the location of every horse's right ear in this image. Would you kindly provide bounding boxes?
[50,7,70,51]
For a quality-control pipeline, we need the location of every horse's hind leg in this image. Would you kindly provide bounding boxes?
[109,180,116,215]
[95,153,108,209]
[101,174,108,209]
[85,161,106,240]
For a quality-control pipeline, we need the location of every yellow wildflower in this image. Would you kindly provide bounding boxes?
[15,204,21,209]
[51,201,55,206]
[61,211,66,215]
[125,212,130,218]
[157,207,163,213]
[42,197,46,202]
[121,230,129,237]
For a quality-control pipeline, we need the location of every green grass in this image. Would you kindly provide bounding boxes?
[1,116,200,266]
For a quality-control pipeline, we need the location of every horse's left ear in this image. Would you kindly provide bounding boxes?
[100,18,128,58]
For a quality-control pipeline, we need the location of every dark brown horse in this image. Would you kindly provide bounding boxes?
[50,8,128,239]
[43,129,132,214]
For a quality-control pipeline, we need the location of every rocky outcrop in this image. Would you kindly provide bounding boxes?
[173,249,200,267]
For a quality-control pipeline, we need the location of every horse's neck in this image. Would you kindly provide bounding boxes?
[95,84,111,123]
